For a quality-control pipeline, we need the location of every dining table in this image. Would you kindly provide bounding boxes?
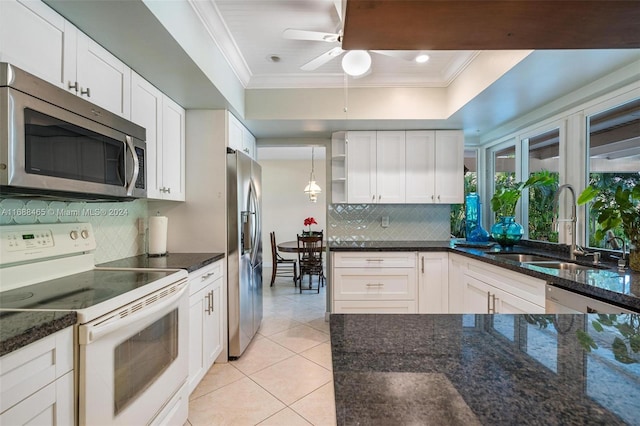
[276,240,326,253]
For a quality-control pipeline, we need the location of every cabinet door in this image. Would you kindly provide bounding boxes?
[434,130,464,203]
[494,288,545,314]
[0,0,72,90]
[188,287,206,394]
[448,254,467,313]
[376,131,405,203]
[203,278,223,368]
[228,113,244,153]
[242,128,256,159]
[405,130,436,203]
[347,131,377,203]
[75,31,131,118]
[131,73,163,199]
[161,97,186,201]
[462,274,492,314]
[418,252,449,313]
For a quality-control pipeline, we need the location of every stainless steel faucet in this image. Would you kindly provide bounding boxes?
[607,236,628,269]
[552,184,582,260]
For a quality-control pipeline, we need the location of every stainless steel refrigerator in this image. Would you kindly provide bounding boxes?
[227,148,262,358]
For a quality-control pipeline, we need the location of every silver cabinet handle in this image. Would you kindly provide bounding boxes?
[421,256,424,273]
[201,272,215,281]
[166,187,171,194]
[365,259,384,262]
[378,195,381,200]
[81,87,91,97]
[487,291,491,313]
[431,195,434,201]
[372,195,375,201]
[437,195,441,201]
[487,293,497,313]
[209,290,214,313]
[491,294,496,313]
[68,81,79,92]
[366,283,384,287]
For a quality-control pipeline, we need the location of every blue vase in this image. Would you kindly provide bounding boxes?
[465,193,489,242]
[490,216,524,248]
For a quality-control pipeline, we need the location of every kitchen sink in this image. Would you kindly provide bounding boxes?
[524,261,599,272]
[492,253,554,262]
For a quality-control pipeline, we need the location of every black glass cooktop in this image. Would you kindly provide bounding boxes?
[0,269,177,311]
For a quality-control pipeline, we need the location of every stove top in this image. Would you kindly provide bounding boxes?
[0,223,188,323]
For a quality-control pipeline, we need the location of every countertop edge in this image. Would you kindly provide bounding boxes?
[0,311,77,357]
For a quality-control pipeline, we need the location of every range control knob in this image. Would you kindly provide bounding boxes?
[70,230,79,240]
[81,229,89,239]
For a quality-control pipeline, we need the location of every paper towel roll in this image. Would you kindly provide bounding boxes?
[148,216,168,256]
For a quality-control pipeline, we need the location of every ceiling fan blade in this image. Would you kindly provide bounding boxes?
[283,28,340,43]
[301,47,344,71]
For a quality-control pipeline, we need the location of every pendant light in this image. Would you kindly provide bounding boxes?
[304,147,322,202]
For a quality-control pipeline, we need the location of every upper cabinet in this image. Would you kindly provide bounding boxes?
[0,0,131,118]
[339,130,463,204]
[228,113,256,159]
[406,130,464,204]
[131,72,185,201]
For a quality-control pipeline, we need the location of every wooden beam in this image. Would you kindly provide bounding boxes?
[342,1,640,50]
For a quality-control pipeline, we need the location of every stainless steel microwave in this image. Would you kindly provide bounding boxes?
[0,62,146,200]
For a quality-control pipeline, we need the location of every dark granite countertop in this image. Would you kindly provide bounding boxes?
[328,240,640,313]
[0,310,76,357]
[331,313,640,425]
[98,252,225,273]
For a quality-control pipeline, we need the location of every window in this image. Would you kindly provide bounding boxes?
[527,129,560,242]
[451,149,478,237]
[492,144,517,221]
[586,98,640,250]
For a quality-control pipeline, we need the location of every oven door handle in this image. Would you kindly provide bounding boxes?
[79,281,187,345]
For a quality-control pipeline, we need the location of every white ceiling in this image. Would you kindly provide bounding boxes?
[42,0,640,143]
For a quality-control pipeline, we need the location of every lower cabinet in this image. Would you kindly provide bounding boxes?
[188,260,224,394]
[0,327,74,425]
[418,252,449,313]
[449,253,546,314]
[332,252,418,313]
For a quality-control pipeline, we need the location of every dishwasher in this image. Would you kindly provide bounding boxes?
[545,284,633,314]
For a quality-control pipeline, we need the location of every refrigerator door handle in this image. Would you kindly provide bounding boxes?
[249,179,261,267]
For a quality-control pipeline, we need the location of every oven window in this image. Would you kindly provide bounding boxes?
[24,108,125,186]
[113,309,179,415]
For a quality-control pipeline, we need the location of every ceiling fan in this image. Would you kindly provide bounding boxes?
[282,0,427,76]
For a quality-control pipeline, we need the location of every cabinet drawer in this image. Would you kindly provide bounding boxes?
[189,260,223,296]
[334,300,416,313]
[333,252,416,268]
[333,268,417,300]
[0,327,73,413]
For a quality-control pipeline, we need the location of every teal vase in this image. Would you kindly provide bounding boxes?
[490,216,523,248]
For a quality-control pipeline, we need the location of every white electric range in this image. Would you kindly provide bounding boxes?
[0,223,189,425]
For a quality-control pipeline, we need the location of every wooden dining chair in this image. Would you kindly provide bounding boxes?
[270,232,298,287]
[296,233,325,293]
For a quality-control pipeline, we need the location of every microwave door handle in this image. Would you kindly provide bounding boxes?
[125,135,139,196]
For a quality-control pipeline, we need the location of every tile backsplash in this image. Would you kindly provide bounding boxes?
[328,204,451,242]
[0,198,147,263]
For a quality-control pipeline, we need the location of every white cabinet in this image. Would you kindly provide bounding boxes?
[338,130,463,204]
[346,131,406,204]
[228,113,256,159]
[332,251,417,313]
[405,130,464,204]
[0,327,74,426]
[131,72,185,201]
[0,0,131,118]
[0,0,71,89]
[448,254,546,314]
[331,132,347,203]
[418,252,449,313]
[188,260,224,394]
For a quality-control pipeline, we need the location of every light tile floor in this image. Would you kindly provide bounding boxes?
[187,270,336,425]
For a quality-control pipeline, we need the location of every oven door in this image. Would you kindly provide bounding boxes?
[77,280,188,426]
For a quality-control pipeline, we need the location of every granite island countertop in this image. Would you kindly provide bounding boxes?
[0,310,76,356]
[328,240,640,312]
[331,313,640,425]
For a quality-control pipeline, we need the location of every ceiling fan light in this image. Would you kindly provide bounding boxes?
[415,54,430,63]
[342,50,371,76]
